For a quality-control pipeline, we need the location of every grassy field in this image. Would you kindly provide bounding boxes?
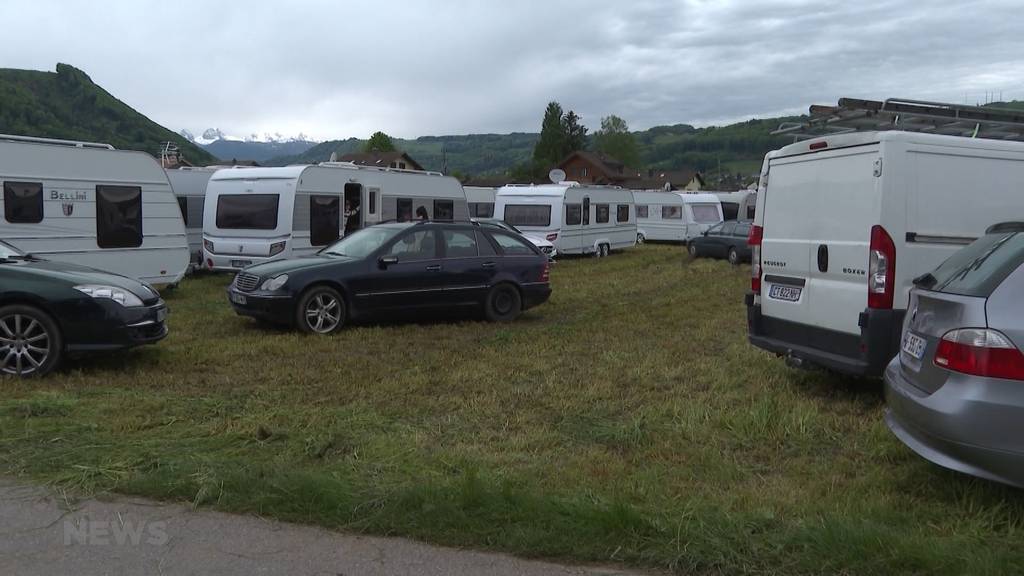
[2,245,1022,574]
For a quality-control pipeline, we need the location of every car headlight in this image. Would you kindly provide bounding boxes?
[259,274,289,291]
[74,285,144,307]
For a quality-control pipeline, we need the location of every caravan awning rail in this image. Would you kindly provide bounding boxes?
[774,98,1024,142]
[0,133,115,149]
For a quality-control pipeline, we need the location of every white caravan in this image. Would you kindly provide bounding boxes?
[0,134,189,286]
[165,167,216,268]
[747,131,1024,378]
[202,162,468,270]
[494,183,636,257]
[712,190,757,221]
[634,191,724,242]
[465,186,496,218]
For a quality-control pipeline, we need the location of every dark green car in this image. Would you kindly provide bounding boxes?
[0,240,168,376]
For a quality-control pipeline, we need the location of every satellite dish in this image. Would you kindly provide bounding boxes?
[549,168,566,183]
[329,152,338,162]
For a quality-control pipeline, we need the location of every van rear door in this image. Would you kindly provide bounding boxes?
[761,144,881,335]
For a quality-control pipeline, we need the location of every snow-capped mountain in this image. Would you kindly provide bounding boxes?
[180,128,319,162]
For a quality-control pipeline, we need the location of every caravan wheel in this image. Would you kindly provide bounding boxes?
[728,247,740,265]
[601,244,610,257]
[636,233,645,245]
[0,305,62,377]
[688,244,698,258]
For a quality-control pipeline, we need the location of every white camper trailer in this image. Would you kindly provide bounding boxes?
[165,167,216,268]
[0,134,189,286]
[465,186,496,218]
[712,190,757,221]
[202,162,468,271]
[681,193,725,240]
[494,183,636,257]
[633,190,688,242]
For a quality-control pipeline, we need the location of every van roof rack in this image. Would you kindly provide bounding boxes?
[0,133,116,150]
[773,98,1024,142]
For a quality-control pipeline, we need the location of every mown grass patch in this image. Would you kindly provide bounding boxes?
[2,245,1023,574]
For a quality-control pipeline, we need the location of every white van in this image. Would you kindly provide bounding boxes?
[633,190,723,242]
[494,183,636,257]
[0,134,189,286]
[465,186,496,218]
[747,131,1024,377]
[165,167,216,268]
[202,162,468,270]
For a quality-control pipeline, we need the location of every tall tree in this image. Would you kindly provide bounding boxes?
[561,110,588,155]
[364,131,396,152]
[593,114,639,167]
[532,102,565,167]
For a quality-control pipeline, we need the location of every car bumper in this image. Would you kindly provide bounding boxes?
[226,288,294,325]
[521,283,552,310]
[884,357,1024,488]
[745,294,903,378]
[63,299,169,352]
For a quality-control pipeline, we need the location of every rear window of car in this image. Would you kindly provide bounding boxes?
[490,231,538,256]
[928,231,1024,297]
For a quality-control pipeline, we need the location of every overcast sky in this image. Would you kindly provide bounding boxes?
[3,0,1023,141]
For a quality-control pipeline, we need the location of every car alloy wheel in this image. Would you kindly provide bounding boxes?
[728,247,739,265]
[299,288,345,334]
[0,311,53,376]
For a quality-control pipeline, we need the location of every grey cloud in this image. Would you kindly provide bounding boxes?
[1,0,1022,139]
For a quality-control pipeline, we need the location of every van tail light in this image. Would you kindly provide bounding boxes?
[934,329,1024,380]
[539,261,550,283]
[269,241,286,256]
[203,239,214,253]
[748,225,763,294]
[868,225,896,309]
[546,233,558,242]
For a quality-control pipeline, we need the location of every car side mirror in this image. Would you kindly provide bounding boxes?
[378,256,399,269]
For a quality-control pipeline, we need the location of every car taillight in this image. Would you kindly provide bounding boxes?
[934,328,1024,380]
[748,225,763,294]
[546,233,558,242]
[270,241,286,256]
[868,225,895,309]
[539,261,550,282]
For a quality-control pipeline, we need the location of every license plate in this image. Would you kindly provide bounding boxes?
[230,292,247,305]
[231,260,252,268]
[902,332,927,360]
[156,308,167,322]
[768,284,802,302]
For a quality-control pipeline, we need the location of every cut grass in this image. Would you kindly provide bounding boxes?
[2,245,1023,574]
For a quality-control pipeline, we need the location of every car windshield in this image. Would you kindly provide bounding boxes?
[321,225,408,259]
[0,241,24,259]
[929,231,1024,297]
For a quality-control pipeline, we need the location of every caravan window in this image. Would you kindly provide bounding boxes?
[96,185,143,249]
[616,204,629,222]
[177,197,188,226]
[690,204,721,223]
[636,205,648,219]
[397,198,413,221]
[216,194,279,230]
[368,189,378,215]
[596,204,609,223]
[582,197,590,225]
[504,204,551,227]
[4,181,43,223]
[310,195,341,246]
[565,203,582,225]
[469,202,494,218]
[434,199,454,221]
[662,205,682,219]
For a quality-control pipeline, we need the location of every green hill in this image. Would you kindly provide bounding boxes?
[0,64,214,164]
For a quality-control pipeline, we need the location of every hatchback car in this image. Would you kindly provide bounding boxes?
[884,222,1024,488]
[227,221,552,333]
[472,218,557,258]
[0,240,168,377]
[687,220,752,264]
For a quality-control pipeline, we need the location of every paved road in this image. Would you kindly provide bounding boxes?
[0,478,646,576]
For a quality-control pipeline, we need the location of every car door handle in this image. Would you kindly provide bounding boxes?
[482,261,496,269]
[425,264,442,272]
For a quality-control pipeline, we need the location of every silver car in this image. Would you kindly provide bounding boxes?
[884,222,1024,488]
